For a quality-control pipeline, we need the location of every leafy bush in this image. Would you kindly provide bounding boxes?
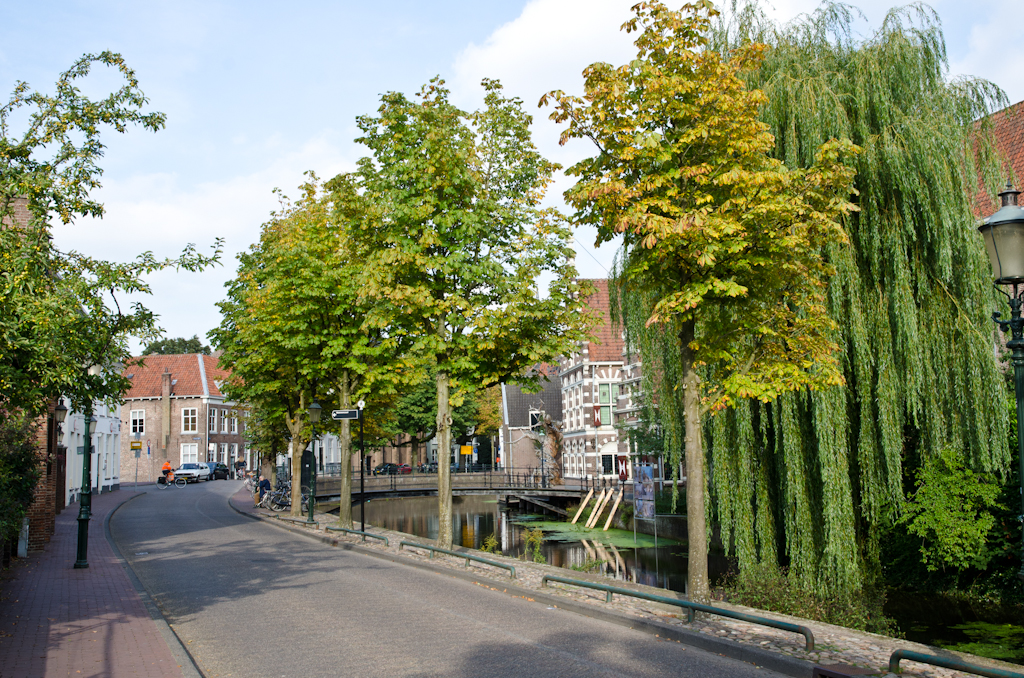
[900,447,1001,572]
[0,410,40,551]
[718,563,898,636]
[523,527,546,564]
[480,534,499,554]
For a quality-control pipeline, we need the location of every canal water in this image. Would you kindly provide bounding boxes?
[356,494,729,596]
[355,494,1024,665]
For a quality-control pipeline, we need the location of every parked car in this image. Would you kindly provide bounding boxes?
[205,462,230,480]
[175,463,205,483]
[397,464,412,474]
[373,463,399,476]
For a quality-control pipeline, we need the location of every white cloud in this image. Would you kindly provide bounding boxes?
[450,0,638,278]
[948,0,1024,105]
[51,130,361,353]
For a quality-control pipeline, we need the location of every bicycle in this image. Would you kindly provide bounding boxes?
[156,472,187,489]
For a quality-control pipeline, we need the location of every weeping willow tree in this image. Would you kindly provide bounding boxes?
[615,1,1011,600]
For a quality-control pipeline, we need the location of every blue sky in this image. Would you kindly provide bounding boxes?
[3,0,1022,353]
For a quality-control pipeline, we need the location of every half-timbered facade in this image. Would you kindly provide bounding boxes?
[559,279,627,480]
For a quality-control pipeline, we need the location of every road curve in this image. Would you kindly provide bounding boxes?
[110,480,784,678]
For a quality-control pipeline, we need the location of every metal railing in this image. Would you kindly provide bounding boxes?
[326,526,389,546]
[889,650,1024,678]
[539,574,814,652]
[399,541,516,579]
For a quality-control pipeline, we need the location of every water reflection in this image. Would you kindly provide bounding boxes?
[358,494,731,595]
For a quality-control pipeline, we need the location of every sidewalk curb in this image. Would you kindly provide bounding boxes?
[105,490,205,678]
[228,494,815,678]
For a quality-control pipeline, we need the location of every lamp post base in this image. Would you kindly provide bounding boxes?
[73,515,90,568]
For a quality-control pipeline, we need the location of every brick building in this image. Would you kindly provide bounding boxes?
[118,354,248,483]
[557,279,630,480]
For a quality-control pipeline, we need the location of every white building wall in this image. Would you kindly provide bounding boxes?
[62,400,121,506]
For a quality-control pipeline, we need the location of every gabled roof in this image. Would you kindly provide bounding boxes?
[974,100,1024,217]
[123,354,231,399]
[582,278,625,362]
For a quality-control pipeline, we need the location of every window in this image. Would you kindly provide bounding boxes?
[219,443,228,463]
[231,442,238,461]
[181,408,197,433]
[230,414,238,434]
[130,409,145,434]
[180,443,198,464]
[220,410,229,433]
[208,408,216,433]
[602,454,613,474]
[598,383,615,425]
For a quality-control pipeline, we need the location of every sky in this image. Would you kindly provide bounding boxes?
[3,0,1023,354]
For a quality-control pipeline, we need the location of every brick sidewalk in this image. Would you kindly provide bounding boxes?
[0,490,184,678]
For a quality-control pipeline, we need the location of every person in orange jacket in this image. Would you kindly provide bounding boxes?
[161,460,172,482]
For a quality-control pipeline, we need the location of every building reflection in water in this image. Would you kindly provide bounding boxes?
[358,494,731,597]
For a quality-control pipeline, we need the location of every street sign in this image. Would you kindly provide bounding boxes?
[130,441,142,450]
[134,449,141,458]
[332,409,360,420]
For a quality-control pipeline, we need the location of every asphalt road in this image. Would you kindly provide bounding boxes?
[110,480,785,678]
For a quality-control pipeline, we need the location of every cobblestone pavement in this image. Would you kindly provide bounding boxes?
[234,488,1023,678]
[0,488,185,678]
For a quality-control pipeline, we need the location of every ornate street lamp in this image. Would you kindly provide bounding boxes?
[978,181,1024,582]
[54,399,68,428]
[306,401,322,524]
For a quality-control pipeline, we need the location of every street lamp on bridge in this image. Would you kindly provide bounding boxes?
[977,181,1024,582]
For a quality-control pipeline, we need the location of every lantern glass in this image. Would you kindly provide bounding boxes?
[308,401,322,424]
[981,220,1024,284]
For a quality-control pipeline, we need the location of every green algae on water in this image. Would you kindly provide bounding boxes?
[510,518,679,548]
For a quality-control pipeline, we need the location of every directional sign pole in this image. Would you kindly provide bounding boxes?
[359,406,366,534]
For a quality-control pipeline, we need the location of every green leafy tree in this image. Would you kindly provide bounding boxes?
[214,178,404,519]
[545,0,857,602]
[696,0,1012,600]
[345,78,593,549]
[389,377,482,467]
[0,52,220,415]
[142,335,211,355]
[901,447,1001,572]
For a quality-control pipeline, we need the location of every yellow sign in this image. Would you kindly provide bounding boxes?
[130,441,142,450]
[460,445,473,456]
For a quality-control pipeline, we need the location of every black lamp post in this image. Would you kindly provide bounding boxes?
[978,181,1024,582]
[306,401,322,524]
[74,406,97,569]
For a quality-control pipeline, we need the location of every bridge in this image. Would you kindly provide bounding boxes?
[307,470,604,516]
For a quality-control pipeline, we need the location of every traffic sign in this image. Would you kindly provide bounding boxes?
[130,441,142,450]
[332,409,360,420]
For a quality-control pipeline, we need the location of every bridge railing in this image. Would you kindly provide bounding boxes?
[304,468,616,495]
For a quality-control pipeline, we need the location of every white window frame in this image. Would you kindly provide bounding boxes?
[230,442,238,461]
[180,443,198,464]
[230,414,238,434]
[130,409,145,434]
[208,408,216,433]
[220,410,229,433]
[181,408,198,433]
[220,443,228,463]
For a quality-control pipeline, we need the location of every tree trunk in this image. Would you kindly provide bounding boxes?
[285,394,307,518]
[338,371,353,529]
[436,371,453,549]
[680,319,710,603]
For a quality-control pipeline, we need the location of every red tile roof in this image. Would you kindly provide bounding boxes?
[582,279,625,362]
[974,100,1024,217]
[123,354,231,399]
